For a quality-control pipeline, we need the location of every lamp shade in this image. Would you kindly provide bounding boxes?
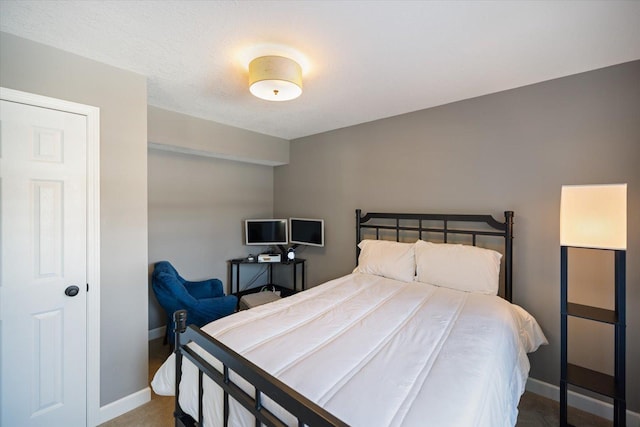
[249,56,302,101]
[560,183,627,250]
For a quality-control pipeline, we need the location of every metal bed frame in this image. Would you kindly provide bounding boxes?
[172,209,515,426]
[356,209,514,302]
[172,310,348,427]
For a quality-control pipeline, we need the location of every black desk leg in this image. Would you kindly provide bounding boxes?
[293,262,297,292]
[234,264,239,294]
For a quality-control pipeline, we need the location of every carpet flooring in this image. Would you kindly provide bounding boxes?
[99,338,611,427]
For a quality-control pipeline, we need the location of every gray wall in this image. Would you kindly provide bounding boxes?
[0,32,149,406]
[4,27,637,415]
[148,106,289,166]
[148,148,274,330]
[274,60,640,411]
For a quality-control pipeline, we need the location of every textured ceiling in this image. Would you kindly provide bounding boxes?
[1,0,639,140]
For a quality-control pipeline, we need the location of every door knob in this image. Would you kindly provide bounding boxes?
[65,285,80,297]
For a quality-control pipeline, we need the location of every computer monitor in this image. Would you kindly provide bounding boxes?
[289,218,324,247]
[244,219,288,246]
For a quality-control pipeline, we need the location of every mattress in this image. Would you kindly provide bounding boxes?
[152,272,547,427]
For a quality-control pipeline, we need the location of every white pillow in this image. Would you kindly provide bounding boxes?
[414,240,502,295]
[354,239,416,282]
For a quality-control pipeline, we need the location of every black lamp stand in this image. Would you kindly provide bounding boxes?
[560,246,626,426]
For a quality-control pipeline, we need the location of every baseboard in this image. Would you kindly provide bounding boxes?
[97,387,151,424]
[148,325,166,341]
[526,377,640,426]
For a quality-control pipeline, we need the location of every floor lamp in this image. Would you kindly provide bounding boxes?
[560,183,627,426]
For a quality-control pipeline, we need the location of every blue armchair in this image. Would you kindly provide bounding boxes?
[151,261,237,344]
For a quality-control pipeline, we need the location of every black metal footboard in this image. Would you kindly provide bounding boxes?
[173,310,349,427]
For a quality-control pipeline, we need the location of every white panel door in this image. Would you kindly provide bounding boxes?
[0,100,87,426]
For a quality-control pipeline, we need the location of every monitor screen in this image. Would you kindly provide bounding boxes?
[244,219,288,246]
[289,218,324,247]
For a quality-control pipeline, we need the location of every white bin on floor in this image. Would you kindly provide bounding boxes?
[239,291,281,310]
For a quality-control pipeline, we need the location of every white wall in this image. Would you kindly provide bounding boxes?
[0,32,149,406]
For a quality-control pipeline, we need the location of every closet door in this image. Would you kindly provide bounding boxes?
[0,99,88,426]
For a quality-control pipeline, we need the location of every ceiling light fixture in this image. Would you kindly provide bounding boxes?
[249,56,302,101]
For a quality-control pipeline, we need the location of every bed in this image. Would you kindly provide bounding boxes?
[151,209,547,427]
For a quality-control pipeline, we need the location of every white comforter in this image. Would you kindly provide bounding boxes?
[152,273,547,427]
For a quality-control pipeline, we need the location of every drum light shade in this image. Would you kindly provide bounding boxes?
[560,183,627,250]
[249,56,302,101]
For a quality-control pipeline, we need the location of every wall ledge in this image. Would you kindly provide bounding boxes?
[147,106,289,166]
[148,141,286,166]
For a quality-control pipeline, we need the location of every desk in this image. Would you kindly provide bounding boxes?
[227,258,306,298]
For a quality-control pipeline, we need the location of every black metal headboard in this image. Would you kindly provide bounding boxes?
[356,209,515,302]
